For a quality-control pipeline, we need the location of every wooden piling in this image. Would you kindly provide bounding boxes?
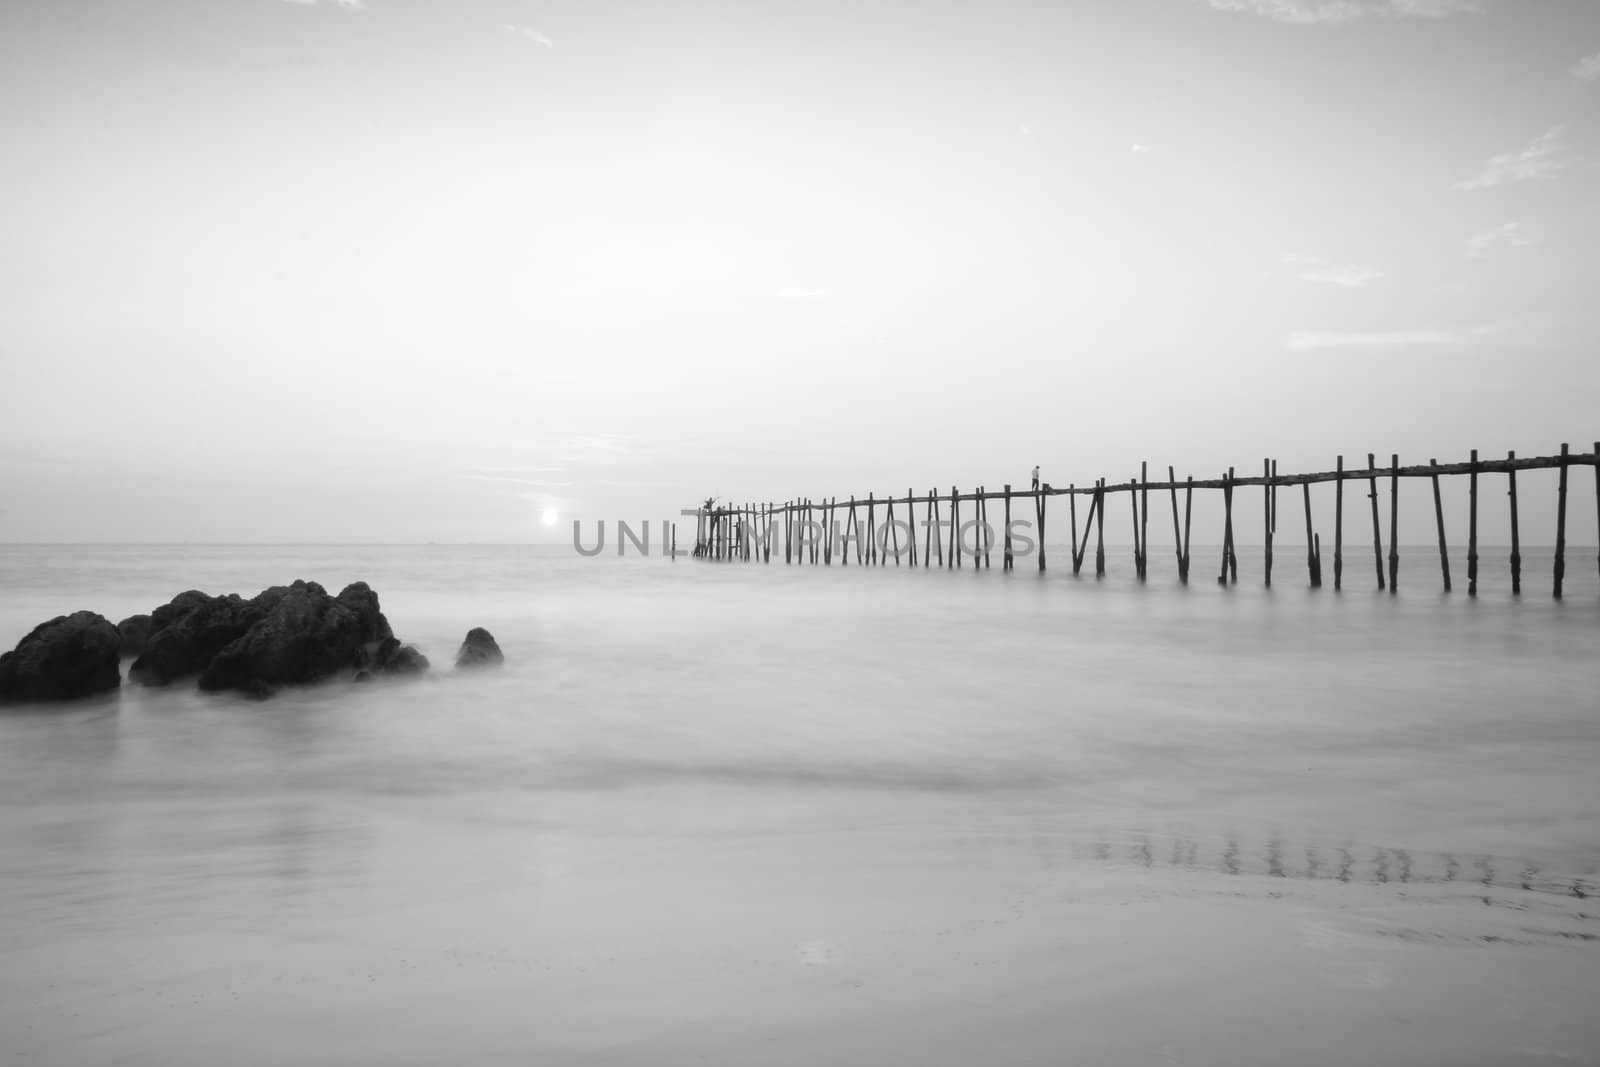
[1222,470,1235,585]
[1219,469,1234,586]
[889,497,901,566]
[1302,481,1317,588]
[1468,451,1478,596]
[1388,454,1400,595]
[1168,466,1183,583]
[1095,479,1106,578]
[1554,443,1568,599]
[1264,458,1274,589]
[1069,486,1079,570]
[1508,452,1521,595]
[925,491,936,568]
[981,488,992,570]
[1430,460,1451,593]
[1182,476,1193,584]
[1367,454,1384,592]
[1140,462,1150,580]
[950,487,960,570]
[1132,483,1145,579]
[1072,489,1089,576]
[1037,484,1048,573]
[1004,485,1014,571]
[908,490,918,567]
[1334,456,1344,591]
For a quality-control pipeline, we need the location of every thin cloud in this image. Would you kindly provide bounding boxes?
[1454,127,1566,191]
[779,287,828,301]
[1285,322,1505,350]
[504,24,554,47]
[1130,143,1153,153]
[1205,0,1479,24]
[1573,52,1600,82]
[1285,254,1383,288]
[1468,221,1532,256]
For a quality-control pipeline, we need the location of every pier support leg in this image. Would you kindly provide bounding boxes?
[1468,452,1479,596]
[1368,454,1385,592]
[1554,443,1569,599]
[1430,461,1451,593]
[1508,453,1521,595]
[1004,485,1014,571]
[1388,454,1400,595]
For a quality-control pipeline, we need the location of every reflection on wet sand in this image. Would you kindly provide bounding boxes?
[1070,828,1595,900]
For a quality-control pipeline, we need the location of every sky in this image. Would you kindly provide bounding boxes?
[1,0,1597,544]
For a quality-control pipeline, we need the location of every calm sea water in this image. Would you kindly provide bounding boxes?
[1,543,1597,1066]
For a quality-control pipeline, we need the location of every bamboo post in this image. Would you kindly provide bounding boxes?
[1004,485,1014,571]
[1430,460,1451,593]
[1129,480,1141,577]
[1334,456,1344,591]
[1468,451,1478,596]
[1271,460,1279,579]
[972,489,985,572]
[1140,462,1150,580]
[1554,443,1569,599]
[1388,453,1400,594]
[1037,484,1048,573]
[1182,476,1193,584]
[1302,482,1317,588]
[940,489,953,572]
[1367,453,1384,591]
[1263,458,1273,589]
[908,489,918,567]
[1508,452,1521,595]
[1219,471,1232,585]
[1069,485,1079,571]
[1168,465,1183,582]
[1094,479,1106,578]
[889,496,901,566]
[1073,489,1093,575]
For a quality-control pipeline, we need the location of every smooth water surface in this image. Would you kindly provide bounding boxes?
[1,544,1597,1066]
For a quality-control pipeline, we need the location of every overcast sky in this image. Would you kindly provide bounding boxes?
[1,0,1596,543]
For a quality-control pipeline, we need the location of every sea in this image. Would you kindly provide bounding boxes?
[1,542,1597,1066]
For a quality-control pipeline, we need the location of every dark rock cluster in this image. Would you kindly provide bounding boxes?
[0,612,122,703]
[1,581,503,705]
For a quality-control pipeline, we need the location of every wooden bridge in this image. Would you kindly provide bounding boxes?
[689,443,1599,598]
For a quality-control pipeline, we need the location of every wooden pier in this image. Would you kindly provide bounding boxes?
[688,444,1600,598]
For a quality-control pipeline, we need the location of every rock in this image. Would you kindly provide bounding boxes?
[129,593,263,686]
[455,627,503,669]
[373,636,430,675]
[117,614,153,657]
[0,612,123,703]
[336,582,393,645]
[197,580,372,694]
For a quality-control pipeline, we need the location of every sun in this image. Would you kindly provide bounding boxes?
[540,507,560,527]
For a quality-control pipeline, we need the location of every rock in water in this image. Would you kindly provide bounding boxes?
[373,637,430,675]
[455,627,504,669]
[117,614,153,657]
[336,582,394,645]
[0,612,123,703]
[129,593,262,686]
[197,580,372,695]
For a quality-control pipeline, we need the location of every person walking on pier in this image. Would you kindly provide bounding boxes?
[1031,465,1041,492]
